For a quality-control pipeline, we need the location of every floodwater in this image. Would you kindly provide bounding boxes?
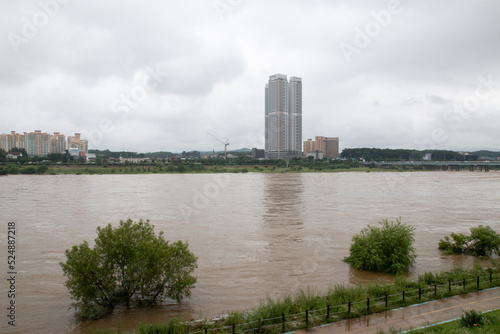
[0,171,499,334]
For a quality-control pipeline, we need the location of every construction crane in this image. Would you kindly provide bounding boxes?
[207,132,229,159]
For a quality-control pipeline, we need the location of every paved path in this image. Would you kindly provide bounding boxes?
[295,287,500,333]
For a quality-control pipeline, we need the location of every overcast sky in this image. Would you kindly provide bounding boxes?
[1,0,500,153]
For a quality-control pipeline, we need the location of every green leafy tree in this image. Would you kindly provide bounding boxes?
[344,218,416,274]
[60,219,197,319]
[439,225,500,256]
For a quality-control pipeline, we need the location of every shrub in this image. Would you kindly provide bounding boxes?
[344,218,416,274]
[6,165,20,174]
[469,225,500,256]
[137,318,184,334]
[439,225,500,257]
[460,309,484,328]
[36,165,49,174]
[20,167,37,174]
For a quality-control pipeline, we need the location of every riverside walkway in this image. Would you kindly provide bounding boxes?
[294,287,500,333]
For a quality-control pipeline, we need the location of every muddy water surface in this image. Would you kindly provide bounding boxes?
[0,172,498,333]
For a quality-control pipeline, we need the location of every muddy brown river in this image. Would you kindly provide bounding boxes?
[0,171,499,333]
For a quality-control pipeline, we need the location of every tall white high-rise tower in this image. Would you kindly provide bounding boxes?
[265,74,302,159]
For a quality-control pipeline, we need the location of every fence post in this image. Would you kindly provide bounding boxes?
[434,285,437,297]
[477,276,480,290]
[367,297,370,313]
[402,291,405,303]
[419,287,421,300]
[306,310,309,327]
[326,305,330,320]
[490,272,492,283]
[232,323,235,334]
[463,278,466,290]
[348,301,351,314]
[205,328,208,334]
[282,314,285,333]
[385,294,388,308]
[449,280,451,292]
[258,318,261,334]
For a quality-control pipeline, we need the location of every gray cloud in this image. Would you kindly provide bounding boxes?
[1,0,499,153]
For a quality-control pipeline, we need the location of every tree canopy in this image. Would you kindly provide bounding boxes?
[344,218,417,274]
[340,148,470,162]
[60,218,197,319]
[439,225,500,257]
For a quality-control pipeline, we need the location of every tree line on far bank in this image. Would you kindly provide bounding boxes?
[4,148,493,165]
[340,148,500,162]
[0,164,49,175]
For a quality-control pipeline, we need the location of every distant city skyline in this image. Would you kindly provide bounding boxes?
[1,1,499,153]
[0,130,88,157]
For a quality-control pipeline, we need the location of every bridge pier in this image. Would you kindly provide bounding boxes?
[479,165,490,172]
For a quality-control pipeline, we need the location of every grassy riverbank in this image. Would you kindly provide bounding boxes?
[6,159,492,176]
[20,164,373,175]
[88,263,500,334]
[405,309,500,333]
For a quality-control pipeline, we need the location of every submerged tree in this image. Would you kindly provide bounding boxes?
[439,225,500,257]
[60,218,197,319]
[344,218,417,275]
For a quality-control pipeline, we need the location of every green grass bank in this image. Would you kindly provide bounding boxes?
[87,263,500,334]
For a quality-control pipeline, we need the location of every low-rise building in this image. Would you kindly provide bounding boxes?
[252,148,265,159]
[305,150,323,159]
[6,152,23,159]
[303,136,339,158]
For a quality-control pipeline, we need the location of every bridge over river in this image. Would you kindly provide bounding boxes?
[363,161,500,172]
